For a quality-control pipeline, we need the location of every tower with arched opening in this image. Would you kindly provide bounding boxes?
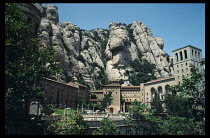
[172,45,203,84]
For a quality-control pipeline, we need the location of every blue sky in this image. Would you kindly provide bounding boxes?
[48,3,205,58]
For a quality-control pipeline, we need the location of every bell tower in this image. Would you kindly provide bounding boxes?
[172,45,203,84]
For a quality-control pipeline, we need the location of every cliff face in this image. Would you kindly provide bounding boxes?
[38,4,171,89]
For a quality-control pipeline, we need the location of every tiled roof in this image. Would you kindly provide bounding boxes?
[89,99,101,102]
[90,90,104,93]
[44,78,87,88]
[121,86,140,89]
[146,76,174,84]
[103,84,121,87]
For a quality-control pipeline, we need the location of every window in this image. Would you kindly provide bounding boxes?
[175,53,179,62]
[192,50,194,56]
[178,76,180,79]
[150,88,156,99]
[177,70,179,74]
[186,68,188,71]
[198,52,200,61]
[181,64,183,67]
[180,51,183,61]
[186,63,188,66]
[126,129,131,135]
[195,51,197,60]
[35,23,38,34]
[27,17,32,23]
[177,65,179,68]
[182,69,184,73]
[157,86,163,95]
[165,85,170,93]
[184,50,188,59]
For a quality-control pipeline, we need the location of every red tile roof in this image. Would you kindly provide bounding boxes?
[103,84,121,87]
[89,99,101,102]
[146,76,174,84]
[90,90,104,93]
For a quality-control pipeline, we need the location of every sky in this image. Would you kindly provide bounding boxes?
[48,3,205,58]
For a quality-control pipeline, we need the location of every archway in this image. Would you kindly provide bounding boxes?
[150,87,156,100]
[157,86,163,100]
[165,85,170,93]
[110,108,114,113]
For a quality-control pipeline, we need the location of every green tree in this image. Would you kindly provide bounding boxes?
[129,60,157,85]
[92,118,120,135]
[41,104,55,115]
[164,93,193,118]
[5,3,62,134]
[44,110,89,135]
[126,101,198,135]
[150,92,164,114]
[168,62,205,134]
[100,91,113,112]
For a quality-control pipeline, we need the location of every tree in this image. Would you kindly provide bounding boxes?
[150,92,164,114]
[100,91,113,112]
[125,62,205,135]
[167,62,205,134]
[44,110,89,135]
[5,3,62,134]
[129,60,157,86]
[92,118,120,135]
[164,93,193,118]
[126,101,198,135]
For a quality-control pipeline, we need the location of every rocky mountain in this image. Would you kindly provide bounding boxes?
[38,4,172,89]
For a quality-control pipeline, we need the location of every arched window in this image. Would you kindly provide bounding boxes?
[192,50,194,56]
[175,53,179,62]
[180,51,183,61]
[150,87,156,100]
[157,86,163,95]
[198,52,200,62]
[184,50,188,59]
[165,85,170,93]
[27,17,32,23]
[195,51,197,60]
[158,86,163,100]
[34,23,39,34]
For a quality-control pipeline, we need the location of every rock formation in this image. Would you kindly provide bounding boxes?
[38,4,172,89]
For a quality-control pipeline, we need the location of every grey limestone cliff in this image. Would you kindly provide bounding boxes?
[38,4,172,89]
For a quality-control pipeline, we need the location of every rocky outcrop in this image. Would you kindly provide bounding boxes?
[38,4,172,89]
[105,21,170,81]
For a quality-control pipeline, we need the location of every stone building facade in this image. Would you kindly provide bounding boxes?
[90,45,204,113]
[172,45,203,84]
[17,3,42,38]
[39,78,89,109]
